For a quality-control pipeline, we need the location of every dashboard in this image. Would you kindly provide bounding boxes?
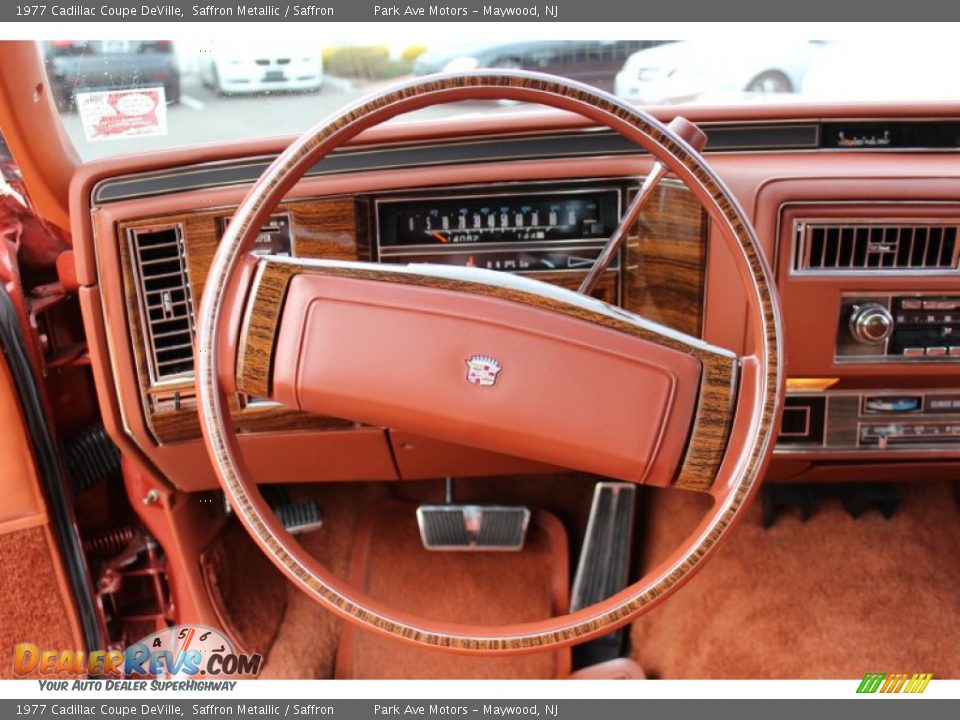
[69,107,960,491]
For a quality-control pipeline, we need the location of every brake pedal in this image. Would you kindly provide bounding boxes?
[416,505,530,551]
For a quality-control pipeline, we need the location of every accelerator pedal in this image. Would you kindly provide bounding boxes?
[570,481,637,668]
[416,505,530,551]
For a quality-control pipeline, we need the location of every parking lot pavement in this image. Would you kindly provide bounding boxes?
[57,74,538,162]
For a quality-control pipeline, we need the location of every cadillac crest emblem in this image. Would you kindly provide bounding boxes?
[465,355,502,387]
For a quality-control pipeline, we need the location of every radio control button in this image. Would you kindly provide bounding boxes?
[903,347,926,357]
[927,395,960,412]
[923,300,960,310]
[926,346,948,357]
[949,346,960,356]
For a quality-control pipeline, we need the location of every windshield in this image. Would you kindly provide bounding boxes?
[38,35,953,161]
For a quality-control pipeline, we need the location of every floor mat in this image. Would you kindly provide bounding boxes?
[335,500,570,679]
[200,519,288,656]
[0,526,79,678]
[630,482,960,678]
[259,482,392,679]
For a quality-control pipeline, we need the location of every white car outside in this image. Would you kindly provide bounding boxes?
[199,41,323,95]
[614,40,825,105]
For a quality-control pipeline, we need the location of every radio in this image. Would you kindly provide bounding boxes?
[836,294,960,362]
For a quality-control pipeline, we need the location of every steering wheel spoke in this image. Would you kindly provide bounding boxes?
[231,256,738,489]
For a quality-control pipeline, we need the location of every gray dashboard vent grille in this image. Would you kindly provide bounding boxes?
[796,221,960,272]
[129,225,196,382]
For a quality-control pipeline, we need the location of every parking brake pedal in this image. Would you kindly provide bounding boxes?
[237,486,324,535]
[274,499,324,535]
[416,505,530,551]
[570,482,636,668]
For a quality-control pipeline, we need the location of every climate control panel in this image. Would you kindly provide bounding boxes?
[836,294,960,362]
[777,389,960,454]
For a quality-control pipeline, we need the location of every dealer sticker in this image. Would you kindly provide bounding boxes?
[76,86,168,142]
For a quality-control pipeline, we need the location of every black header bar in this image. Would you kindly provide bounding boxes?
[4,0,960,22]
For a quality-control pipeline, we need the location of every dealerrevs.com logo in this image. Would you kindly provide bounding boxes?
[857,673,934,694]
[13,625,262,682]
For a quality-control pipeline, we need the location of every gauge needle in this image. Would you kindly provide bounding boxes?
[430,231,449,244]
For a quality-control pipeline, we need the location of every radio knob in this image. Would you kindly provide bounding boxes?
[849,303,894,344]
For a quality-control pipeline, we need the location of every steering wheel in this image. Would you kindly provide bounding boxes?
[196,71,783,654]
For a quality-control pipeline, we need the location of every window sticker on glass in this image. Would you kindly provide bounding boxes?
[76,87,168,142]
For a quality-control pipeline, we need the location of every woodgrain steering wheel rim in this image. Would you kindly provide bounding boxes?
[196,71,784,654]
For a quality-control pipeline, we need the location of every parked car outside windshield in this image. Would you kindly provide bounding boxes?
[413,40,668,93]
[42,40,180,111]
[198,40,324,95]
[614,40,826,104]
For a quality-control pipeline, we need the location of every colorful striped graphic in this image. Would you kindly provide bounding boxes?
[857,673,933,694]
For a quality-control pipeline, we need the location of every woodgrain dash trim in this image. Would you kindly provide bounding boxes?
[235,261,292,399]
[623,181,708,337]
[674,358,737,492]
[117,196,359,443]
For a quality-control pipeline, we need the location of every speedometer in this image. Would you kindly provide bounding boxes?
[377,189,619,248]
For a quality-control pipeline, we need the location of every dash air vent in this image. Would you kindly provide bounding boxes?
[796,221,959,273]
[129,225,196,382]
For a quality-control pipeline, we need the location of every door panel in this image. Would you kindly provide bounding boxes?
[0,350,83,677]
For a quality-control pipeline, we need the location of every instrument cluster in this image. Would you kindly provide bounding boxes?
[375,186,621,275]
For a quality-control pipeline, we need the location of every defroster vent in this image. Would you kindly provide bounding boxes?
[129,225,196,382]
[796,221,959,272]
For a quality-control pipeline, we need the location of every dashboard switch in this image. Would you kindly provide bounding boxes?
[848,303,894,344]
[903,347,925,357]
